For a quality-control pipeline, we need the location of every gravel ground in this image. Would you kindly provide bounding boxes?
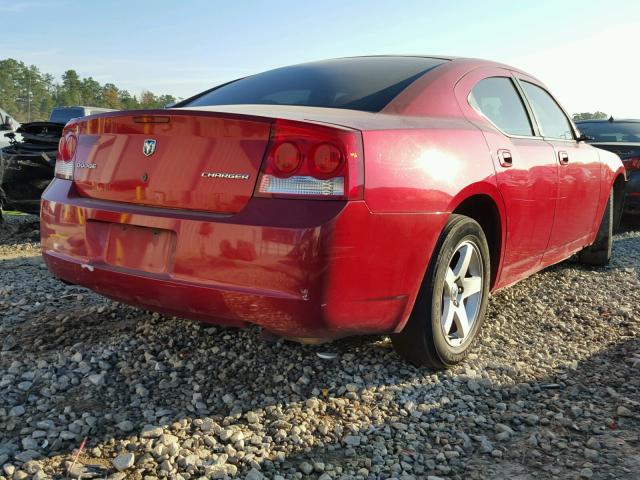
[0,214,639,480]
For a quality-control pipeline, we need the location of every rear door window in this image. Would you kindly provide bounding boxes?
[468,77,534,136]
[520,82,574,140]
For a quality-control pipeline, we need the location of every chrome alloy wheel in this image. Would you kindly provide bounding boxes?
[441,240,483,347]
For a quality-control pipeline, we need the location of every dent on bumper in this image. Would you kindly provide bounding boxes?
[41,180,447,338]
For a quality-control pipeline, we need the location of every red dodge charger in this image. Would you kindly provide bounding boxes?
[41,56,625,368]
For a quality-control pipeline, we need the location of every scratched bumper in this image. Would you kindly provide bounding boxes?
[40,180,442,338]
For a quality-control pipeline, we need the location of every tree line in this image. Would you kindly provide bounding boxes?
[0,58,179,123]
[1,57,611,125]
[572,111,608,121]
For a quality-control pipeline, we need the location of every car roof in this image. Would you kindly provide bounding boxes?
[338,55,541,81]
[575,118,640,123]
[53,106,117,111]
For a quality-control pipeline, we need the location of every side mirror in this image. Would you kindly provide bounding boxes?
[576,132,594,142]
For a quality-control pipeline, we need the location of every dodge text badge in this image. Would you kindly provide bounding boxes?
[143,139,157,157]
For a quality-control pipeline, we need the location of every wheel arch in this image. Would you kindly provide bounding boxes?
[393,181,506,335]
[449,190,505,290]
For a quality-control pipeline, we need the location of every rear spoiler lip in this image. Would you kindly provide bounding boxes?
[69,108,275,127]
[68,108,360,134]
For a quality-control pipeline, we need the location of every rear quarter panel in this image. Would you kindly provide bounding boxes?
[362,121,504,332]
[363,120,500,214]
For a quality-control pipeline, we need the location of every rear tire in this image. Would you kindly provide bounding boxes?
[579,189,613,266]
[392,215,491,369]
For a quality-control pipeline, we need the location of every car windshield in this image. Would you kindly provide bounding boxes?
[577,121,640,142]
[49,108,85,124]
[182,57,447,112]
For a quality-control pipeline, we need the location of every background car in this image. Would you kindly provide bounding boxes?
[48,106,117,125]
[0,106,117,218]
[41,56,625,368]
[575,118,640,217]
[0,107,21,150]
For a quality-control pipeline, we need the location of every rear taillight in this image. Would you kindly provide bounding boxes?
[55,133,77,180]
[255,119,364,200]
[622,156,640,172]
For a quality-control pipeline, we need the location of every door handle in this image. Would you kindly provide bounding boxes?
[497,149,513,167]
[558,151,569,164]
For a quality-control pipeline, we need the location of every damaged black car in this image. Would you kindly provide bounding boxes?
[0,106,115,219]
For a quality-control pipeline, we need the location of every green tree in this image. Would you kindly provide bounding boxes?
[0,57,179,121]
[56,69,83,106]
[572,111,608,121]
[157,94,177,108]
[139,90,158,109]
[0,59,55,122]
[81,77,102,106]
[118,89,140,110]
[101,83,122,109]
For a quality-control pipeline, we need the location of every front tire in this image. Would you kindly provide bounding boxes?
[392,215,491,369]
[578,189,613,266]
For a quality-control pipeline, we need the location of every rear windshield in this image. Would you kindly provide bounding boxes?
[183,57,447,112]
[49,108,85,124]
[576,121,640,142]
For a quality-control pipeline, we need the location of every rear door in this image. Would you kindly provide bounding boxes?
[516,78,602,262]
[456,68,558,284]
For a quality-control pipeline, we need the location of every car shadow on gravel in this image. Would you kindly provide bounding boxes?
[3,319,638,479]
[1,217,639,479]
[270,337,640,479]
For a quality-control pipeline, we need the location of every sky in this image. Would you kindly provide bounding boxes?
[1,0,639,117]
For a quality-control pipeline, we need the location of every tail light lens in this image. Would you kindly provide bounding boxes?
[272,142,301,174]
[255,119,364,200]
[55,132,77,180]
[622,156,640,172]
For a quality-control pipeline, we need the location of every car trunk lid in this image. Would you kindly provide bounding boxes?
[72,110,272,213]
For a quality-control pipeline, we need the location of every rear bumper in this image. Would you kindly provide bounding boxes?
[624,170,640,213]
[41,179,446,338]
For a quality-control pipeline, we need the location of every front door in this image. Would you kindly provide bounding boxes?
[517,79,602,263]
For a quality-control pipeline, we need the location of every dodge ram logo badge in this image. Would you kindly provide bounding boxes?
[143,139,157,157]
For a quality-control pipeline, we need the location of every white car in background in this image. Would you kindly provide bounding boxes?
[0,108,21,149]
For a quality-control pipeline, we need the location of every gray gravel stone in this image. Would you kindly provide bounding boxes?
[140,425,163,438]
[1,214,639,479]
[112,452,135,471]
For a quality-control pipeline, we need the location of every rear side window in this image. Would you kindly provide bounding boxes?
[49,108,85,124]
[575,121,640,142]
[469,77,533,136]
[521,82,574,140]
[183,57,447,112]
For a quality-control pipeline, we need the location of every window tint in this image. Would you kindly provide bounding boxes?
[49,108,85,124]
[521,82,573,140]
[469,77,533,136]
[575,121,640,143]
[182,57,447,112]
